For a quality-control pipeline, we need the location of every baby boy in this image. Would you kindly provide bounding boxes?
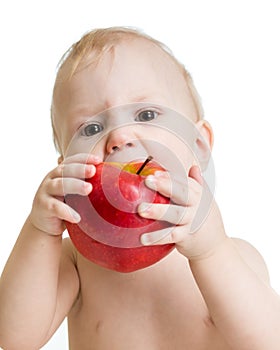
[0,27,280,350]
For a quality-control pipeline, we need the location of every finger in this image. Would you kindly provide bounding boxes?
[140,225,188,246]
[45,197,81,223]
[47,177,92,197]
[145,173,201,206]
[58,163,96,179]
[62,153,102,165]
[138,202,195,225]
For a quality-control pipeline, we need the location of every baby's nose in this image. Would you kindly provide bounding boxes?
[106,130,136,154]
[111,142,134,152]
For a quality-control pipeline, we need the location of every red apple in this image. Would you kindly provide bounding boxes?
[65,159,175,273]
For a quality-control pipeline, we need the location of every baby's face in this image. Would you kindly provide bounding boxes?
[52,38,206,173]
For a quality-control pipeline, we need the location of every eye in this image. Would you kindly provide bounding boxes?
[81,122,104,137]
[136,110,158,122]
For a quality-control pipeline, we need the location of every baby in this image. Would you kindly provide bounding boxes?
[1,27,280,350]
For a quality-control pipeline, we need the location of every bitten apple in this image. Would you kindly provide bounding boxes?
[65,158,175,272]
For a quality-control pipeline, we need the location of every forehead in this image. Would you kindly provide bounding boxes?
[52,38,197,151]
[61,37,181,80]
[54,39,195,111]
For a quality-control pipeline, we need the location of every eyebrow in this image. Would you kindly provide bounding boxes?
[70,91,168,123]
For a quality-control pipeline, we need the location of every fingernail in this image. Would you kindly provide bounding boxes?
[138,202,152,216]
[145,176,157,190]
[71,210,81,222]
[154,171,166,177]
[86,164,96,177]
[141,233,151,246]
[85,182,93,193]
[87,154,101,164]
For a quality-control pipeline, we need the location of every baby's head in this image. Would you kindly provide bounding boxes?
[51,27,212,171]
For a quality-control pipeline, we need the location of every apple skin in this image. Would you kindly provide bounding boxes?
[65,161,175,273]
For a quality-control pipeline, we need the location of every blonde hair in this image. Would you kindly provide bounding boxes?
[52,27,204,154]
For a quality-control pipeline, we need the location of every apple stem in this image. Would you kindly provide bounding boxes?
[136,156,153,175]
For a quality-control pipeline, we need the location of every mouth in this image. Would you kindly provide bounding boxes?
[104,156,166,176]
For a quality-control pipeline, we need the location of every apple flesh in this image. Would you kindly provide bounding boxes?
[65,160,175,273]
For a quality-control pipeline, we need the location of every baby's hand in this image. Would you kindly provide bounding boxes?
[29,153,101,236]
[138,166,227,260]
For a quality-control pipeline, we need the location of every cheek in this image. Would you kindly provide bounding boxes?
[168,135,196,168]
[147,126,196,154]
[141,127,196,173]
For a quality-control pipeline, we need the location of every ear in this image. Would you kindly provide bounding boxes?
[57,155,64,164]
[194,120,214,171]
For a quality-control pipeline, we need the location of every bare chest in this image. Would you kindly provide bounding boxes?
[67,263,230,350]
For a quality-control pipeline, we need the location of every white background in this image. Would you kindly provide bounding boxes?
[0,0,279,349]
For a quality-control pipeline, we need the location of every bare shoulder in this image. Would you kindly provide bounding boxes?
[231,237,270,284]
